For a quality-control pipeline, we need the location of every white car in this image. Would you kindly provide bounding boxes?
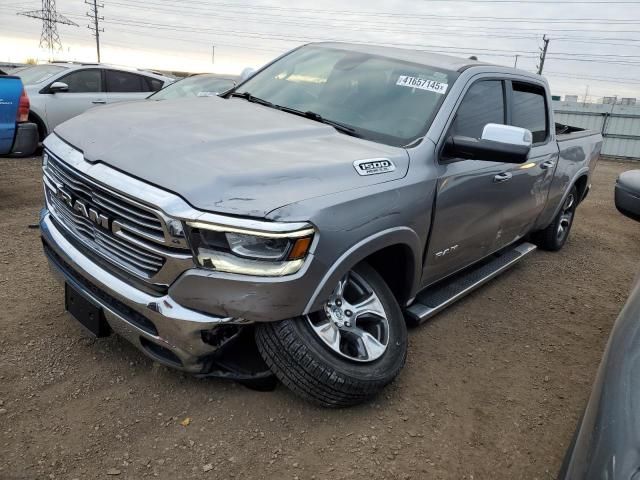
[13,63,173,141]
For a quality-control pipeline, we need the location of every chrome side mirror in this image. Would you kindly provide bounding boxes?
[482,123,533,147]
[49,81,69,93]
[444,124,533,164]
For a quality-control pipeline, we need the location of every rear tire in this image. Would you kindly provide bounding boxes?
[532,186,578,251]
[255,263,407,408]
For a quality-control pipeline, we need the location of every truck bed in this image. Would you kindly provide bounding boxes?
[556,122,601,142]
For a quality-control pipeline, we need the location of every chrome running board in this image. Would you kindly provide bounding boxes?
[406,242,537,325]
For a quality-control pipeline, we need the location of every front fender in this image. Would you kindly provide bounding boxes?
[303,226,423,314]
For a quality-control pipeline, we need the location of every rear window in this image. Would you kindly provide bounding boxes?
[16,65,66,85]
[511,82,548,144]
[106,70,155,93]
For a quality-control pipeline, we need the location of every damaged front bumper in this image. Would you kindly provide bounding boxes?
[40,209,270,378]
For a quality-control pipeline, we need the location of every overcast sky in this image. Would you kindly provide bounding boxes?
[1,0,640,100]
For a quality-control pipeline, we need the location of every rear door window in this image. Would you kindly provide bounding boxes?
[449,80,505,139]
[511,82,548,144]
[58,69,102,93]
[106,70,152,92]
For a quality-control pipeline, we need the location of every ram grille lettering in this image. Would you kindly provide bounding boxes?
[54,187,110,230]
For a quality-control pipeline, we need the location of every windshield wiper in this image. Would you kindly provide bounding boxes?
[230,91,275,108]
[230,95,360,138]
[276,106,359,137]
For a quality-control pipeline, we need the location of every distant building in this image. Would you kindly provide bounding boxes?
[564,95,578,102]
[621,98,637,106]
[603,97,617,104]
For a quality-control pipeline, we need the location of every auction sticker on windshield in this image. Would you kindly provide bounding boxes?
[396,76,448,94]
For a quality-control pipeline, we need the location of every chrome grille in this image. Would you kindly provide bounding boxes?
[43,152,178,280]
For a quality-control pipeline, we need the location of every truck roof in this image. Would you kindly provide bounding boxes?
[311,42,539,78]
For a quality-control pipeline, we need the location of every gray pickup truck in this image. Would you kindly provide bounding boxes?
[39,42,602,407]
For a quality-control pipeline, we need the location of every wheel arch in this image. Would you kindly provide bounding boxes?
[362,244,417,308]
[303,227,422,315]
[539,169,590,231]
[28,109,47,143]
[574,174,590,203]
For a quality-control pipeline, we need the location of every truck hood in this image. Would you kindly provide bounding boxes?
[54,96,409,218]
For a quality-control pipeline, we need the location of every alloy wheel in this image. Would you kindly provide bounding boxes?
[557,193,575,241]
[307,271,390,363]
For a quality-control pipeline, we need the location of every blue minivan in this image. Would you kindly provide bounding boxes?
[0,75,38,157]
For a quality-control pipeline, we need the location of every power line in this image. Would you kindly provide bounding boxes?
[99,17,542,54]
[7,0,640,83]
[98,0,640,47]
[18,1,640,39]
[17,0,78,59]
[421,0,640,2]
[85,0,104,62]
[5,16,638,93]
[10,7,640,68]
[545,71,640,85]
[96,0,640,24]
[99,19,640,67]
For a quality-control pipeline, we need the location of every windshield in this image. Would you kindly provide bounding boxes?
[236,45,457,147]
[15,65,66,85]
[150,75,235,100]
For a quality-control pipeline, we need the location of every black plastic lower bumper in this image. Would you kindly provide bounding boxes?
[10,122,38,157]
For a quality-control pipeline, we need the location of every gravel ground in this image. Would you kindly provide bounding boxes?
[1,156,639,480]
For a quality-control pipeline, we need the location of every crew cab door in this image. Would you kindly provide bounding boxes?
[422,79,513,287]
[43,68,105,129]
[496,81,559,243]
[105,70,163,104]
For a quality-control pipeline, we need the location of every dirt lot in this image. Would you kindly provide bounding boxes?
[1,156,639,480]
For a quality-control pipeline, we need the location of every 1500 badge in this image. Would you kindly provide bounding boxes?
[353,158,397,176]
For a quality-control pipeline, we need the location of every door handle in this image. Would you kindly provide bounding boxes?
[493,172,513,183]
[92,100,106,104]
[540,160,556,170]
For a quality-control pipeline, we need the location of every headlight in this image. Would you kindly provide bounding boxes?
[186,220,314,276]
[226,232,290,260]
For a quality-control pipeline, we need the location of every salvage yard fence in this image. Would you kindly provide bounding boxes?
[553,101,640,159]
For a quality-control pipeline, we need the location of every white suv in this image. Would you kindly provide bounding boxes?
[14,63,173,141]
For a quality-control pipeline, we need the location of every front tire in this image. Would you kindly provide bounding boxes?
[532,186,578,251]
[255,263,407,408]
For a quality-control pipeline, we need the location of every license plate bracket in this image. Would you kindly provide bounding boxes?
[65,283,110,337]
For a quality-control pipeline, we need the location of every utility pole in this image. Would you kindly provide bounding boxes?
[212,45,215,65]
[17,0,78,60]
[514,55,520,68]
[86,0,104,62]
[537,34,550,75]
